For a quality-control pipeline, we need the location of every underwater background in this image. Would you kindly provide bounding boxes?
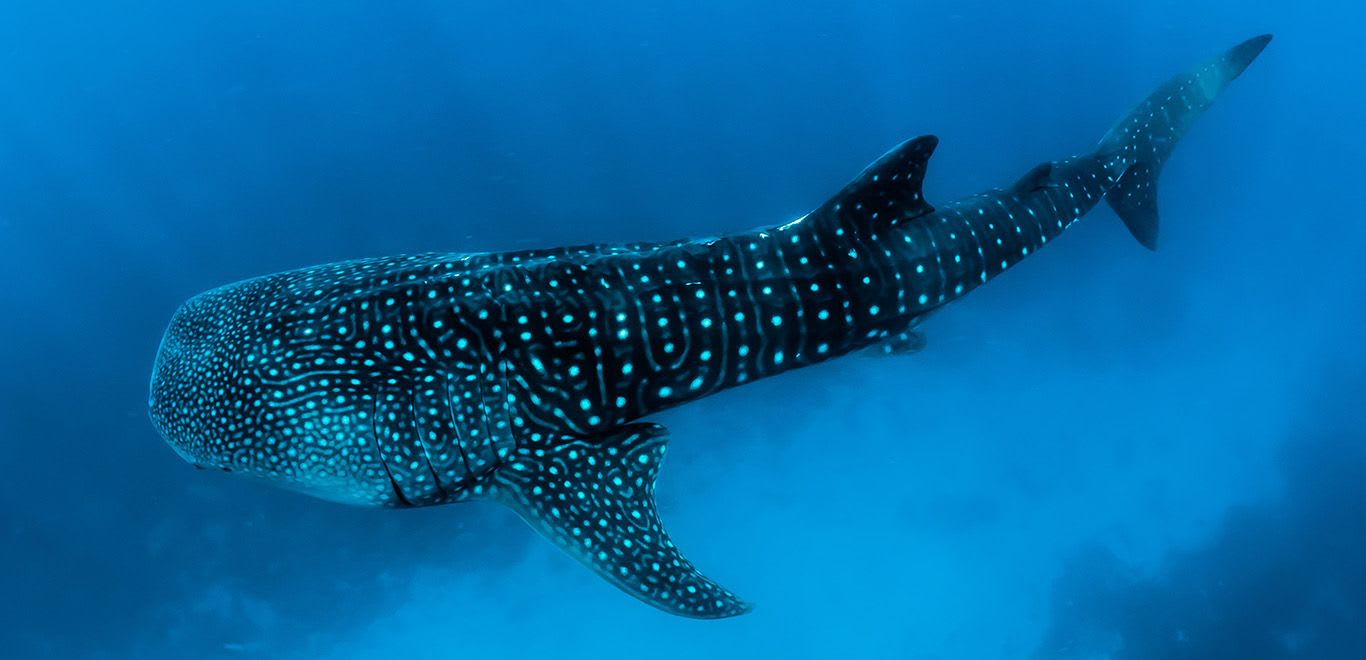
[1,1,1363,658]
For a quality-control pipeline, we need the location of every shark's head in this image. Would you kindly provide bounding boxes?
[149,283,261,474]
[148,275,383,504]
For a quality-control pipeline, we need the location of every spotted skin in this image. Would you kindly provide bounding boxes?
[149,35,1270,618]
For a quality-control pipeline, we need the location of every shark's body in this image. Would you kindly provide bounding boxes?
[150,36,1271,618]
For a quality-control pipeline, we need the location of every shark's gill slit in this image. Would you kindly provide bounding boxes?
[372,393,411,507]
[443,372,474,481]
[409,391,447,499]
[496,356,515,445]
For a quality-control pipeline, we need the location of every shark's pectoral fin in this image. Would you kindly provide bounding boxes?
[870,329,927,356]
[494,423,751,619]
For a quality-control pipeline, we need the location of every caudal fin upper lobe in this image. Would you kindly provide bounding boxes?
[1097,34,1272,250]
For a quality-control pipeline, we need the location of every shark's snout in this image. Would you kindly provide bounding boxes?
[149,301,195,463]
[148,292,239,469]
[148,320,177,416]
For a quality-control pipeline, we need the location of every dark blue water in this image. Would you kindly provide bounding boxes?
[2,1,1362,657]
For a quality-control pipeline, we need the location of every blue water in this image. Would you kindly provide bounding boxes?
[2,1,1363,658]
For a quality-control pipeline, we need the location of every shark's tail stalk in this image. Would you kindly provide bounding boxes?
[1096,34,1272,250]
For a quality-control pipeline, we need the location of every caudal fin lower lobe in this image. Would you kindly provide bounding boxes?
[1097,34,1272,250]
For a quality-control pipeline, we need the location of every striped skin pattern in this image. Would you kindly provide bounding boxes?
[149,35,1270,618]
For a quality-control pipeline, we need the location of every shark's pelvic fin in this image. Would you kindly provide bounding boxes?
[871,329,927,356]
[1097,34,1272,250]
[818,134,938,231]
[495,424,751,618]
[1106,161,1160,249]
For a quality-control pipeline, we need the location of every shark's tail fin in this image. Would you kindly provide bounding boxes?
[1096,34,1272,250]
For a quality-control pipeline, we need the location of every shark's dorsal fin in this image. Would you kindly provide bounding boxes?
[494,424,750,619]
[819,135,938,231]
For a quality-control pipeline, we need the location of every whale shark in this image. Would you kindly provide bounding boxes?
[149,35,1271,618]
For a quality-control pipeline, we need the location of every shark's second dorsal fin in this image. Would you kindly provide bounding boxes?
[818,135,938,231]
[494,424,751,619]
[1011,162,1055,194]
